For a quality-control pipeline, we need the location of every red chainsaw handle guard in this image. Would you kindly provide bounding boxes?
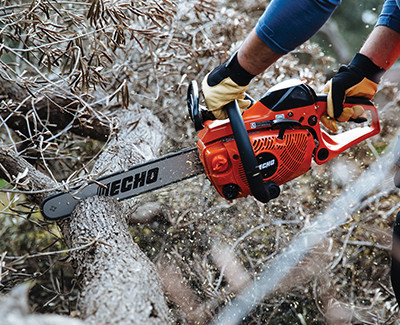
[314,94,380,165]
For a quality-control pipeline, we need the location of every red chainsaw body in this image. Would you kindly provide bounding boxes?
[196,80,380,201]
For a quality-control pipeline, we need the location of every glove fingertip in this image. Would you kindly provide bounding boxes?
[337,107,353,122]
[211,109,228,120]
[320,115,338,132]
[351,105,366,119]
[237,99,252,111]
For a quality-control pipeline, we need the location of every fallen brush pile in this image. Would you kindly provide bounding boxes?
[1,0,400,323]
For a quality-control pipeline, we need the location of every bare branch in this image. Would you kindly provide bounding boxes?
[0,145,57,203]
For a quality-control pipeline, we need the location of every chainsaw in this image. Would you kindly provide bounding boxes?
[40,79,380,220]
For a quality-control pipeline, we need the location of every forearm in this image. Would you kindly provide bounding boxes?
[237,29,281,75]
[360,26,400,70]
[237,0,340,76]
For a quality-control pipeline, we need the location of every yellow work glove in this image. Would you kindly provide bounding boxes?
[321,53,385,132]
[201,52,254,120]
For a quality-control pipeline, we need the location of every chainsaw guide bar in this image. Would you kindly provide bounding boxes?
[41,148,203,220]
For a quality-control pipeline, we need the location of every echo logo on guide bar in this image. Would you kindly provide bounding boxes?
[97,167,159,196]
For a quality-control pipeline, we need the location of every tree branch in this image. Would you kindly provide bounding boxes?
[0,145,57,204]
[0,76,112,143]
[69,196,170,323]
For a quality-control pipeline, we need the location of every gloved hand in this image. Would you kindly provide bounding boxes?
[321,53,385,132]
[201,52,255,120]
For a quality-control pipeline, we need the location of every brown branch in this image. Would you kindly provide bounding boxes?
[0,145,57,204]
[0,76,112,143]
[0,284,85,325]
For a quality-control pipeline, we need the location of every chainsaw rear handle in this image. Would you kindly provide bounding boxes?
[316,94,375,115]
[314,94,380,164]
[225,100,280,203]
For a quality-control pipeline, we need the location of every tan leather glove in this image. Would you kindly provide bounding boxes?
[321,53,385,132]
[201,52,254,120]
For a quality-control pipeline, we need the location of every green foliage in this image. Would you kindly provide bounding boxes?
[332,0,383,50]
[313,0,384,60]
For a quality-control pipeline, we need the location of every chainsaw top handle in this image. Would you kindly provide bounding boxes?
[313,94,380,164]
[225,100,280,203]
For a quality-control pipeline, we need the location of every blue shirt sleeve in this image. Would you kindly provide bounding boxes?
[376,0,400,33]
[255,0,341,55]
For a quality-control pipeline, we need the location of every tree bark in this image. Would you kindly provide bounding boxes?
[0,103,170,323]
[63,108,170,323]
[69,196,169,324]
